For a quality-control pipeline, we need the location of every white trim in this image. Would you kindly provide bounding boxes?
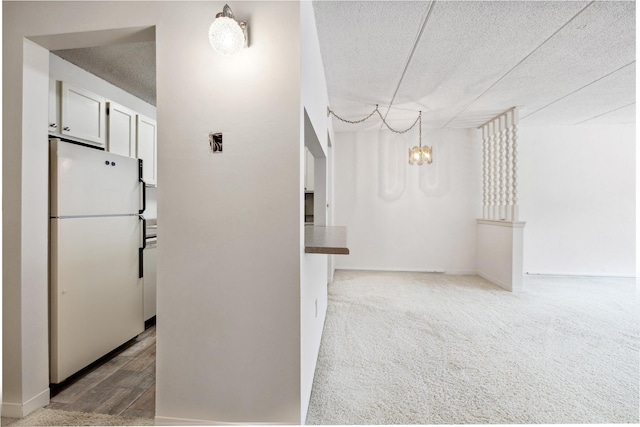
[335,267,446,274]
[444,270,478,275]
[334,268,480,276]
[478,271,520,292]
[2,388,50,418]
[155,416,290,426]
[525,272,637,279]
[477,219,526,228]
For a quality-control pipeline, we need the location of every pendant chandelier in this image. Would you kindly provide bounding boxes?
[327,105,433,166]
[408,111,432,165]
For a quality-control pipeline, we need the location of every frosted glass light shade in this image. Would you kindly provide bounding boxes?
[209,16,246,56]
[409,146,432,165]
[409,146,423,165]
[422,146,433,164]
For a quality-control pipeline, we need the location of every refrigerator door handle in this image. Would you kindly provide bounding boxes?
[139,158,146,214]
[139,215,146,278]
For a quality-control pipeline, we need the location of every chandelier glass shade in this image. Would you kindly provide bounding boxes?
[209,4,248,56]
[409,145,432,165]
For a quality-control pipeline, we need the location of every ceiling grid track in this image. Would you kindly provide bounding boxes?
[573,101,636,125]
[378,0,436,131]
[440,0,596,128]
[521,60,636,122]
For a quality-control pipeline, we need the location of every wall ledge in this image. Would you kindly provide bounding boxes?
[305,225,349,255]
[477,219,526,228]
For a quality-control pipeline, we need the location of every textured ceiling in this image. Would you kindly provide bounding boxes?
[53,41,156,106]
[50,1,635,130]
[314,0,636,130]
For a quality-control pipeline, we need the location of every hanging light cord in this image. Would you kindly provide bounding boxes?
[328,105,431,165]
[328,105,422,136]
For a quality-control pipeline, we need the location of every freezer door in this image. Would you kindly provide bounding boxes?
[50,215,144,383]
[50,139,141,217]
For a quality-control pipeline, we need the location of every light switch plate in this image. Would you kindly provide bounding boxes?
[209,132,222,153]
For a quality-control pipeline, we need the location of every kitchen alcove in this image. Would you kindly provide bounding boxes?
[20,25,160,420]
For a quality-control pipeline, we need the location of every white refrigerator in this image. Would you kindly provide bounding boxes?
[49,139,146,384]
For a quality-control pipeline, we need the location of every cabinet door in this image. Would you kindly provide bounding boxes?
[49,79,60,134]
[305,147,315,191]
[61,82,106,146]
[107,102,136,158]
[137,114,157,186]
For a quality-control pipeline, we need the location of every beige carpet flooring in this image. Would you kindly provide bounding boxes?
[3,272,637,425]
[306,271,640,424]
[1,408,153,426]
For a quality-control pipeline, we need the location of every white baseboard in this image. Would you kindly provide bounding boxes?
[335,268,480,276]
[444,270,477,275]
[2,388,50,418]
[335,267,474,274]
[155,416,216,426]
[478,271,515,292]
[155,415,293,425]
[525,272,636,279]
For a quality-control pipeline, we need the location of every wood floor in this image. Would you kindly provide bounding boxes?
[47,323,156,419]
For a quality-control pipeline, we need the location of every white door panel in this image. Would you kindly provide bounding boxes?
[61,82,106,146]
[107,102,136,158]
[50,139,141,217]
[136,115,157,186]
[50,215,144,383]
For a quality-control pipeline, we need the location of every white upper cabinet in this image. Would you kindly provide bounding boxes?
[107,102,136,158]
[137,115,157,186]
[61,82,106,147]
[49,78,60,133]
[305,147,315,191]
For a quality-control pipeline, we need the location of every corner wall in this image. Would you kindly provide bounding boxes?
[1,38,52,419]
[519,124,635,277]
[300,1,334,422]
[333,129,481,273]
[155,2,302,423]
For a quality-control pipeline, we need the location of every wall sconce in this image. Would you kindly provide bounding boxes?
[208,4,248,55]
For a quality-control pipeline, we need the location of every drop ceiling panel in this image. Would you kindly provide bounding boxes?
[313,1,431,106]
[395,1,590,128]
[579,103,635,126]
[520,62,636,126]
[455,0,635,127]
[316,0,634,130]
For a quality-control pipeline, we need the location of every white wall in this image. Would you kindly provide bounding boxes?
[2,39,52,418]
[3,2,303,424]
[519,125,635,277]
[300,1,334,422]
[477,220,524,292]
[155,2,302,424]
[334,129,481,273]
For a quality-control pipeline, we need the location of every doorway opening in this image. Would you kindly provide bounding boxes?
[28,26,158,421]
